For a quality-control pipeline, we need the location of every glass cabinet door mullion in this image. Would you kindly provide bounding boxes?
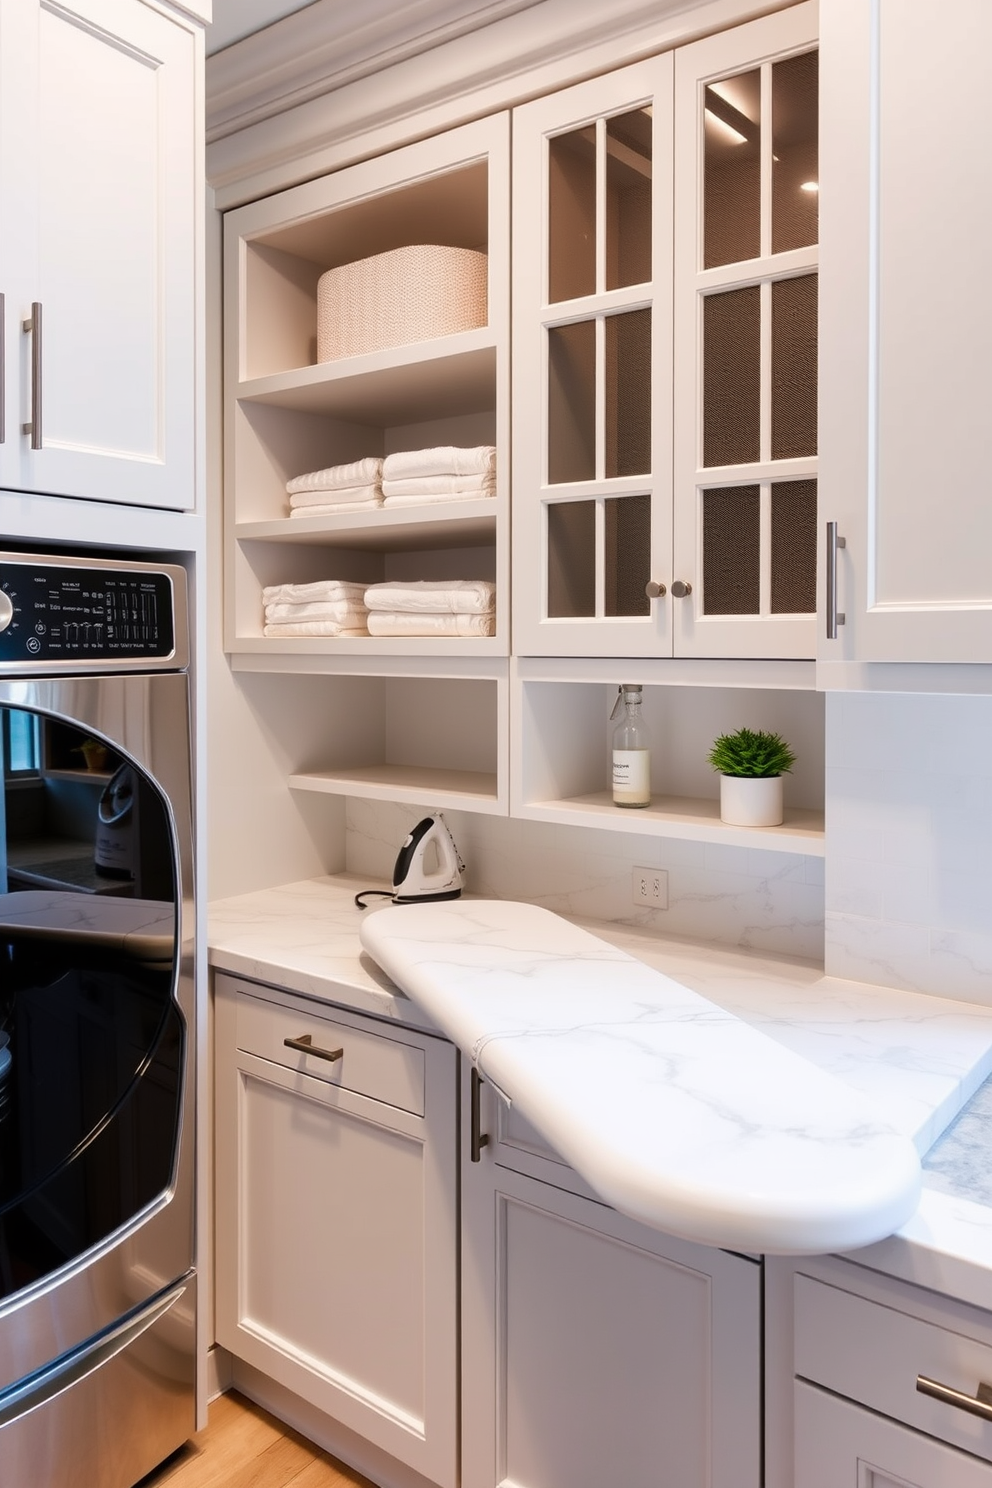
[595,116,607,296]
[759,61,773,261]
[595,313,606,482]
[595,496,606,618]
[759,277,772,464]
[759,479,772,616]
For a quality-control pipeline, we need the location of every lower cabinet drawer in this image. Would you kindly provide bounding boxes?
[795,1273,992,1466]
[233,984,425,1115]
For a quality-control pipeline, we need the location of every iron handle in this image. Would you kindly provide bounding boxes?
[917,1374,992,1424]
[22,301,42,449]
[0,292,5,444]
[284,1033,343,1063]
[671,579,692,599]
[645,580,667,599]
[825,521,846,639]
[471,1067,489,1162]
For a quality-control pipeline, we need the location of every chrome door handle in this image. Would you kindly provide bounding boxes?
[22,301,42,449]
[917,1374,992,1423]
[283,1033,343,1063]
[471,1067,489,1162]
[825,521,846,639]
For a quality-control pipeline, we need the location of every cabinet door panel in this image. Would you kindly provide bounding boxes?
[462,1118,761,1488]
[2,0,195,509]
[796,1381,992,1487]
[820,0,992,665]
[512,57,674,659]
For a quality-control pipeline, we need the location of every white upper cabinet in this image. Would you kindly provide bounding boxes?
[512,4,818,660]
[819,0,992,666]
[0,0,198,510]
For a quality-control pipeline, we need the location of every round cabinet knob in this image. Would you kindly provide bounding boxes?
[644,580,667,599]
[671,580,693,599]
[0,592,13,632]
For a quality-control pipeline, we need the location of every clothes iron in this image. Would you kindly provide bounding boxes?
[392,814,465,903]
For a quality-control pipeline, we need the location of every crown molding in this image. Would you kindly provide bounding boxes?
[205,0,799,207]
[206,0,541,141]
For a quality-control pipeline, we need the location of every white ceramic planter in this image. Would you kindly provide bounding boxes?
[719,774,784,827]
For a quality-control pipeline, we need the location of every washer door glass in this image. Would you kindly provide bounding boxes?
[0,709,181,1298]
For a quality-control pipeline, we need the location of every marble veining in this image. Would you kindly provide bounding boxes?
[359,899,926,1254]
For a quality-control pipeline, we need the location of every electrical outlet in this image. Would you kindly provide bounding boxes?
[632,866,668,908]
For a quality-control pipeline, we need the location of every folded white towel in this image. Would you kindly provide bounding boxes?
[290,483,382,508]
[263,621,370,637]
[381,473,495,498]
[286,457,383,495]
[383,489,496,509]
[262,580,369,605]
[366,611,495,637]
[264,599,369,623]
[289,499,383,517]
[363,579,497,614]
[382,445,496,480]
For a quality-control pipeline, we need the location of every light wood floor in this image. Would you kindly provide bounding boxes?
[137,1390,380,1488]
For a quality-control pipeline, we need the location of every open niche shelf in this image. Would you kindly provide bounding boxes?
[233,656,508,815]
[512,659,824,853]
[223,115,509,659]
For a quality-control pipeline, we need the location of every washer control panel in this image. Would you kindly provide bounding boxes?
[0,558,178,665]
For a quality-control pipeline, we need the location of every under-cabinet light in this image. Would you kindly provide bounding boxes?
[801,181,819,192]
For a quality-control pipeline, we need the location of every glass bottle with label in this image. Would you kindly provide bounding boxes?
[610,684,651,808]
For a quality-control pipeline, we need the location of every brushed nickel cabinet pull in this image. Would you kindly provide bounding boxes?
[917,1374,992,1423]
[284,1033,343,1063]
[0,292,5,444]
[471,1067,489,1162]
[825,521,846,639]
[645,580,667,599]
[22,301,42,449]
[670,579,692,599]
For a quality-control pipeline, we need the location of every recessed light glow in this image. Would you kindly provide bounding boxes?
[801,180,819,192]
[704,108,747,146]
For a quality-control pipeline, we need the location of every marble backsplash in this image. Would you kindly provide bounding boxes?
[825,690,992,1006]
[345,798,825,961]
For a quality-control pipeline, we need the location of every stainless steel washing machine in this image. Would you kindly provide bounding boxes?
[0,550,196,1487]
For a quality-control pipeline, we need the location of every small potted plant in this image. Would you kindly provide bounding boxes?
[707,727,796,827]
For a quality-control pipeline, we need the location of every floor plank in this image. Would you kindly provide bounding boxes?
[137,1391,380,1488]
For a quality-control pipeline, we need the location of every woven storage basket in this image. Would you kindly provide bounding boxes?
[317,244,488,362]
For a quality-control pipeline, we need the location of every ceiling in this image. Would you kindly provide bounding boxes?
[206,0,320,55]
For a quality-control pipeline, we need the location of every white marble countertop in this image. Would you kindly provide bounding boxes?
[209,877,992,1269]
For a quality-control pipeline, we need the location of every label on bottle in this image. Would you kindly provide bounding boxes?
[612,749,650,806]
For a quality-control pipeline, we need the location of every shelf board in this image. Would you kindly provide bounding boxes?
[236,499,497,551]
[289,764,502,814]
[229,635,505,661]
[518,791,825,854]
[235,333,496,424]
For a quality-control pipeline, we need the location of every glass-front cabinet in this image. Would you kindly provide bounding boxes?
[512,2,818,659]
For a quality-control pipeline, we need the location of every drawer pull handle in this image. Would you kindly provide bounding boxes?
[471,1067,489,1162]
[284,1033,343,1063]
[917,1374,992,1422]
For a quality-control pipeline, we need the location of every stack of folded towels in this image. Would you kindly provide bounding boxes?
[381,445,496,507]
[261,580,369,637]
[363,579,496,637]
[286,457,383,517]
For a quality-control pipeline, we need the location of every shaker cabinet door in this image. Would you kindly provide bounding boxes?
[0,0,197,510]
[819,0,992,667]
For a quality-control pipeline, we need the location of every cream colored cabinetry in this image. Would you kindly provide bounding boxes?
[511,4,818,662]
[794,1262,992,1484]
[819,0,992,669]
[213,975,459,1488]
[223,115,510,814]
[0,0,198,510]
[461,1073,762,1488]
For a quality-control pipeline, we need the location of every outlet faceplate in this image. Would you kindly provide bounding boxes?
[632,866,668,908]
